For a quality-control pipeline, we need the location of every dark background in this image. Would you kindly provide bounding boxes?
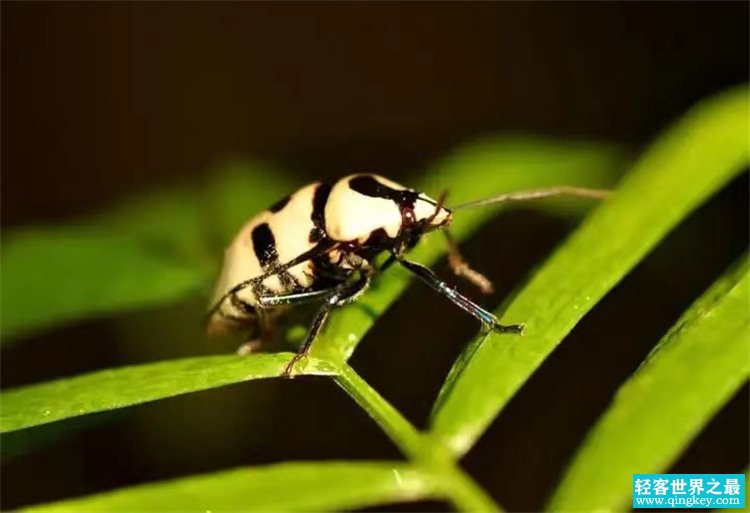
[2,3,748,511]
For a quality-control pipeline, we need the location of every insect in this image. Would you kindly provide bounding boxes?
[206,173,609,377]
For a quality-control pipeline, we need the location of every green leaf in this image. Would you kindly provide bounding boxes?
[310,137,625,363]
[200,159,299,244]
[430,86,750,455]
[547,257,750,512]
[0,160,294,342]
[0,353,336,433]
[0,228,209,341]
[24,461,435,512]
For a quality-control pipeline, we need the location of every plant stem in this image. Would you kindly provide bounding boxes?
[335,363,425,459]
[335,363,501,512]
[439,463,502,513]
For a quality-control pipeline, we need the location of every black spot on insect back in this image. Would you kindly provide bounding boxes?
[349,175,422,238]
[349,175,419,210]
[251,223,279,268]
[348,175,391,197]
[309,183,332,243]
[268,194,291,213]
[251,222,299,290]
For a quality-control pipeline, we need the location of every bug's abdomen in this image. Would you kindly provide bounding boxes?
[208,183,326,326]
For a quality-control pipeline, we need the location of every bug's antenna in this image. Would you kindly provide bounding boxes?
[451,186,611,211]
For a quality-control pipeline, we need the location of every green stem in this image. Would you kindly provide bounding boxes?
[440,463,502,513]
[335,363,425,459]
[334,363,501,512]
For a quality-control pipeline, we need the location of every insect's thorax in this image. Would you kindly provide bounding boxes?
[324,174,450,245]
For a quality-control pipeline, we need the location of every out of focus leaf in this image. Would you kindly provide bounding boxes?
[1,228,208,341]
[311,137,625,363]
[0,161,294,342]
[429,86,750,456]
[202,159,298,244]
[98,187,210,265]
[24,462,434,512]
[547,258,749,512]
[0,353,336,433]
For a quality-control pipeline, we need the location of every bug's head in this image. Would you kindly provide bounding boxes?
[395,191,453,252]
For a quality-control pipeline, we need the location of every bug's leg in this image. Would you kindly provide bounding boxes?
[235,289,340,355]
[283,274,371,378]
[236,334,263,355]
[396,256,523,334]
[238,310,278,354]
[257,288,337,308]
[226,291,266,355]
[283,306,332,378]
[206,287,258,338]
[443,229,494,295]
[230,291,257,315]
[206,278,264,333]
[205,240,338,323]
[378,254,397,273]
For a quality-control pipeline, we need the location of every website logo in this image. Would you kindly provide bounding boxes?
[633,474,745,509]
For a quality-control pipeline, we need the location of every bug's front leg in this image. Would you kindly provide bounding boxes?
[396,256,524,334]
[283,274,371,378]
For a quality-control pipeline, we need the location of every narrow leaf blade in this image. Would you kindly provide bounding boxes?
[0,228,209,341]
[23,462,434,513]
[430,86,750,455]
[547,258,750,512]
[0,353,336,433]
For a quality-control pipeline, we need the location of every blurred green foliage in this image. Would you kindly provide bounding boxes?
[1,86,748,512]
[1,160,295,341]
[549,257,749,511]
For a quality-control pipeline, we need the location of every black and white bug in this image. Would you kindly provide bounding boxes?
[207,173,608,376]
